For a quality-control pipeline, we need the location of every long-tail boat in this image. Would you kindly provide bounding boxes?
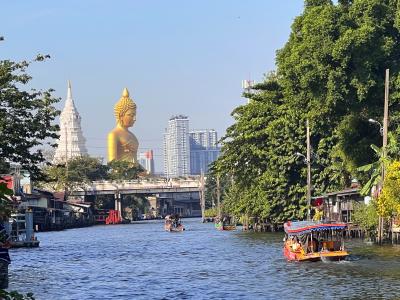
[215,221,236,231]
[164,215,185,232]
[283,220,349,262]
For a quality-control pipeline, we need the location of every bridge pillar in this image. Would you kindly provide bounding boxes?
[119,194,122,218]
[114,192,121,219]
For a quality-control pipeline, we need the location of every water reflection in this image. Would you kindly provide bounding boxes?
[8,219,400,299]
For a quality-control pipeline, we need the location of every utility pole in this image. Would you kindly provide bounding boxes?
[216,175,221,219]
[306,119,312,221]
[383,69,389,177]
[379,69,390,244]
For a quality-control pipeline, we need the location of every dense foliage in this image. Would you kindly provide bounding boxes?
[352,201,379,238]
[0,290,34,300]
[204,171,230,208]
[40,156,145,193]
[107,160,145,182]
[0,55,60,180]
[0,182,13,222]
[377,160,400,217]
[211,0,400,223]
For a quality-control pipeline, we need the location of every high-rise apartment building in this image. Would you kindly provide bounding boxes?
[138,150,155,175]
[189,129,220,175]
[163,115,190,178]
[53,81,88,164]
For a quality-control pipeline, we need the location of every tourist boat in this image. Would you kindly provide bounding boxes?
[283,220,349,262]
[215,221,236,231]
[164,222,185,232]
[164,215,185,232]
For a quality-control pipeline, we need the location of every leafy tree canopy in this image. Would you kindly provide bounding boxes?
[0,55,60,180]
[107,160,145,181]
[210,0,400,223]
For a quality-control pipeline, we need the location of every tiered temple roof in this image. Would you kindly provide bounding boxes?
[53,81,88,163]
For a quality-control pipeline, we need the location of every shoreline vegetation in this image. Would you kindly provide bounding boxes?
[3,1,400,298]
[205,0,400,243]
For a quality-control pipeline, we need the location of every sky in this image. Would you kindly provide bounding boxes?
[1,0,304,172]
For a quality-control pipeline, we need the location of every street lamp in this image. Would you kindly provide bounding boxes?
[295,152,308,163]
[368,118,383,136]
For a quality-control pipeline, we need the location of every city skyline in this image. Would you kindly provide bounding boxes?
[164,115,191,177]
[53,85,221,172]
[1,1,304,171]
[189,129,220,175]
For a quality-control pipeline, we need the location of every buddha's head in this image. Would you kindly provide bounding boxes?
[114,88,137,128]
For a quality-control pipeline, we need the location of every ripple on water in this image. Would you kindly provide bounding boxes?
[7,219,400,299]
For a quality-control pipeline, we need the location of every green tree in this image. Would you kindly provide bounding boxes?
[41,156,109,192]
[107,160,144,181]
[213,0,400,224]
[377,160,400,218]
[0,55,60,179]
[0,182,13,222]
[357,132,400,196]
[352,201,379,239]
[204,169,231,209]
[121,195,149,219]
[0,290,34,300]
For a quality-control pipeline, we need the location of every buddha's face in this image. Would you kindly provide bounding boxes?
[120,109,136,128]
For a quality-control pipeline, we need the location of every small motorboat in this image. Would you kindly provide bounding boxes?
[214,215,236,231]
[283,220,349,262]
[215,221,236,231]
[164,214,185,232]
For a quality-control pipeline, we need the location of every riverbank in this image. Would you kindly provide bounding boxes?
[8,218,400,299]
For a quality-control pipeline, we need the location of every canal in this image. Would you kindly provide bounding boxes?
[8,218,400,299]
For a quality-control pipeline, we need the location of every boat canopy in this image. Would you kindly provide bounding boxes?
[284,221,347,236]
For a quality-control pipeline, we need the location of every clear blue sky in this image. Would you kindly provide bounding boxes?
[1,0,304,172]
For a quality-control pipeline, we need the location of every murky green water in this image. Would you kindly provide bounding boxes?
[7,218,400,299]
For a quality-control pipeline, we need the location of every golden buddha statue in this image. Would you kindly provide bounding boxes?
[107,88,139,163]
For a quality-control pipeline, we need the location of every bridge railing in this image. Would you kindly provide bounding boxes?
[89,179,201,190]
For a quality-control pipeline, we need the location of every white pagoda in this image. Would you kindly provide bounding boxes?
[53,81,88,164]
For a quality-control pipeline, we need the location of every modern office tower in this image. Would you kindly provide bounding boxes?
[163,115,190,178]
[189,129,220,175]
[138,150,155,175]
[53,81,88,164]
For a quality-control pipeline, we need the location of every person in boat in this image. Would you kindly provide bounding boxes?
[318,238,324,252]
[291,237,301,252]
[171,214,180,228]
[307,237,319,253]
[164,215,172,230]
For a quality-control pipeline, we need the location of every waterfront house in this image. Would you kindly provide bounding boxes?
[313,187,364,223]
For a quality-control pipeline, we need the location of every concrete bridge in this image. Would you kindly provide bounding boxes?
[70,178,204,218]
[71,178,201,196]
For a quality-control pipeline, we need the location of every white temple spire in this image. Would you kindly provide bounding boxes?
[53,81,88,164]
[67,80,72,101]
[65,80,76,110]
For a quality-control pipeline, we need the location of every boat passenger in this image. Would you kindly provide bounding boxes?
[291,237,301,252]
[307,237,318,253]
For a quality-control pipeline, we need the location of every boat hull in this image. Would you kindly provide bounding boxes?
[284,244,348,262]
[164,224,184,232]
[215,223,236,231]
[9,240,40,248]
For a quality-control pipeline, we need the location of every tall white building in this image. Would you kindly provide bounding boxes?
[53,81,88,164]
[189,129,220,175]
[138,150,155,175]
[163,115,190,178]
